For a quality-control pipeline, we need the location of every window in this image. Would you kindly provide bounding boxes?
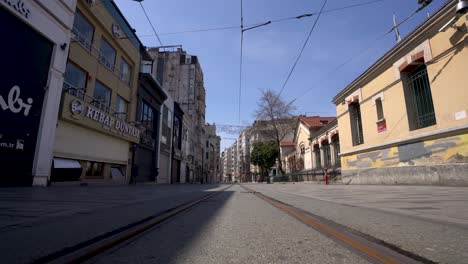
[333,136,341,167]
[73,11,94,50]
[375,98,384,120]
[85,161,104,177]
[120,58,132,85]
[140,101,155,129]
[314,145,321,169]
[156,58,165,84]
[93,81,112,112]
[99,38,116,71]
[349,102,364,146]
[115,96,128,121]
[167,109,173,129]
[323,141,331,167]
[403,64,436,130]
[64,62,87,99]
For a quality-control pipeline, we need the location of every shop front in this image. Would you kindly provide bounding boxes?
[0,1,76,186]
[133,73,167,183]
[52,92,140,183]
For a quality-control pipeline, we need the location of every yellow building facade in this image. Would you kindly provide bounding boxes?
[52,1,143,183]
[333,1,468,185]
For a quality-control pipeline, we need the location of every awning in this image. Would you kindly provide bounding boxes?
[53,158,81,169]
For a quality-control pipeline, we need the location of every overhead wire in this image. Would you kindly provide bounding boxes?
[131,0,385,38]
[290,0,434,104]
[276,0,329,100]
[138,2,164,47]
[238,0,244,125]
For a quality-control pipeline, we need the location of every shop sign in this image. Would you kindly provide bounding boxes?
[69,99,140,140]
[377,121,387,133]
[0,6,53,185]
[3,0,31,18]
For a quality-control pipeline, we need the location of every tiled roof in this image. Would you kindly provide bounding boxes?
[300,116,336,128]
[280,141,295,147]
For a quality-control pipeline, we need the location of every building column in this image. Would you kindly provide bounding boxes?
[319,144,325,168]
[328,135,335,167]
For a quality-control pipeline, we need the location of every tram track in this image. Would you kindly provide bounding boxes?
[239,184,436,264]
[32,185,233,264]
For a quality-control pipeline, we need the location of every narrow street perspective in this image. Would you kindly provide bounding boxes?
[1,0,468,263]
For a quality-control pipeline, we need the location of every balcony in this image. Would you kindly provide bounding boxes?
[63,82,125,120]
[71,28,121,80]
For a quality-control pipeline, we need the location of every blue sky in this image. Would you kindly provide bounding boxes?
[114,0,446,150]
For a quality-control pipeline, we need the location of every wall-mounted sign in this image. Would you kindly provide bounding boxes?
[377,121,387,133]
[0,7,53,186]
[60,93,140,143]
[3,0,31,18]
[112,24,122,38]
[67,97,140,141]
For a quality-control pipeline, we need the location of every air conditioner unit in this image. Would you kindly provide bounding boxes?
[185,55,192,64]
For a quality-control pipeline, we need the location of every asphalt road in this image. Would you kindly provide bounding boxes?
[1,183,467,263]
[91,184,369,264]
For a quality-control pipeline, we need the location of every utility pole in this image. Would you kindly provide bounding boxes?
[393,14,401,43]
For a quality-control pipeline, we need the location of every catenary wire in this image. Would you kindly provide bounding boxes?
[290,1,434,104]
[276,0,329,100]
[133,0,385,38]
[238,0,244,125]
[139,2,164,47]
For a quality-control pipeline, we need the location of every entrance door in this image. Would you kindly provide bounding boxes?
[0,8,53,186]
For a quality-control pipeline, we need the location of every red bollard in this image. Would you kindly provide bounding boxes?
[323,165,329,185]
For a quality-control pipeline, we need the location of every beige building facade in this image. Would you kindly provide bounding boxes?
[333,0,468,185]
[52,1,143,183]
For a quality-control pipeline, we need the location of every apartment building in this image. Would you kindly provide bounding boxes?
[52,0,144,183]
[148,47,207,183]
[237,128,251,182]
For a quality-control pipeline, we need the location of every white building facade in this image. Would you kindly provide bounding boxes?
[0,0,77,186]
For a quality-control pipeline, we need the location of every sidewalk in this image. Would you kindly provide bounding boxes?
[248,183,468,227]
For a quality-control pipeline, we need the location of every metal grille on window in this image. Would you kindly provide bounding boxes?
[314,145,321,169]
[349,102,364,146]
[323,141,331,167]
[334,137,341,168]
[405,65,436,129]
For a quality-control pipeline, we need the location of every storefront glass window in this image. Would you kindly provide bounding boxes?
[85,161,104,177]
[93,81,112,112]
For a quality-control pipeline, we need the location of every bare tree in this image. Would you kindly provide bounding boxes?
[252,89,297,173]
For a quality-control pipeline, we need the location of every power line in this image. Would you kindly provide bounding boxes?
[276,0,328,99]
[139,2,164,47]
[238,0,244,125]
[132,0,385,38]
[292,0,434,103]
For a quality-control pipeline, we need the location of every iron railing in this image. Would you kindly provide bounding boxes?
[273,167,342,183]
[71,28,121,79]
[63,82,114,115]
